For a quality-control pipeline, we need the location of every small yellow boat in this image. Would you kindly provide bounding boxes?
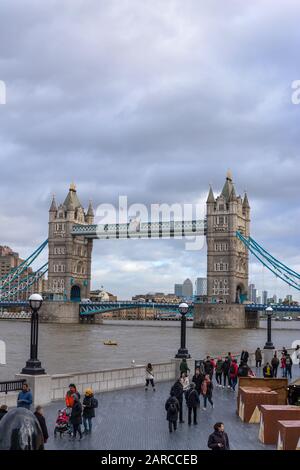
[103,340,118,346]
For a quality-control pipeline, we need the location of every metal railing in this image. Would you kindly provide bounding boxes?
[0,379,26,394]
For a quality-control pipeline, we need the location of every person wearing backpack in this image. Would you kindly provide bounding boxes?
[82,388,98,434]
[186,383,200,425]
[165,391,180,433]
[222,357,230,388]
[229,359,238,391]
[271,353,279,378]
[285,354,293,379]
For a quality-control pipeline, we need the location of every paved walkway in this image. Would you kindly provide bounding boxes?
[44,366,300,451]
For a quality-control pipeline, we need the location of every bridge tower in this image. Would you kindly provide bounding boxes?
[47,184,94,301]
[206,170,250,304]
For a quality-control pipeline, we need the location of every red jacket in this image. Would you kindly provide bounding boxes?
[229,362,239,378]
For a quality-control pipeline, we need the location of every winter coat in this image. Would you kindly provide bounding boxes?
[65,390,81,408]
[204,360,214,376]
[208,431,230,451]
[187,389,200,408]
[170,381,184,402]
[229,362,239,379]
[70,401,82,425]
[192,374,204,393]
[241,351,249,363]
[180,361,190,375]
[180,376,190,391]
[34,412,49,442]
[280,357,286,369]
[255,349,262,361]
[271,356,279,368]
[17,390,33,410]
[215,360,223,374]
[263,365,273,378]
[145,367,154,380]
[222,360,230,375]
[83,395,96,419]
[201,379,213,397]
[285,355,293,368]
[165,396,180,422]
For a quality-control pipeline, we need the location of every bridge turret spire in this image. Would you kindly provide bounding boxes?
[207,185,215,203]
[243,192,250,209]
[49,194,57,212]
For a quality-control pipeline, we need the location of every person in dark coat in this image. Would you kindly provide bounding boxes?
[165,391,180,433]
[204,356,214,379]
[222,357,230,388]
[70,394,83,439]
[0,405,8,421]
[192,368,204,395]
[179,358,190,375]
[186,383,200,425]
[240,350,249,364]
[82,388,98,434]
[271,353,279,378]
[34,406,49,444]
[170,379,184,423]
[255,348,262,368]
[208,422,230,451]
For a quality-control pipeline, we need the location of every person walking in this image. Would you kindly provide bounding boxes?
[34,406,49,444]
[170,378,184,423]
[240,350,249,365]
[271,353,279,378]
[222,357,230,388]
[285,354,293,379]
[280,354,287,378]
[186,383,200,425]
[255,348,262,368]
[17,383,33,410]
[82,388,98,434]
[165,391,180,433]
[179,358,190,376]
[180,372,190,401]
[145,363,156,391]
[70,394,83,440]
[65,383,81,409]
[263,362,274,378]
[201,374,214,410]
[229,359,239,391]
[208,422,230,451]
[192,368,204,396]
[215,357,223,387]
[204,356,214,379]
[0,405,8,421]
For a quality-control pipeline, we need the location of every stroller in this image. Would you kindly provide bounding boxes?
[54,407,72,438]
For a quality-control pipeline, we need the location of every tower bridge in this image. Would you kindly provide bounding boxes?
[1,171,300,328]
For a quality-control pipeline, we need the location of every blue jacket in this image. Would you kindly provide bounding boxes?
[17,390,33,409]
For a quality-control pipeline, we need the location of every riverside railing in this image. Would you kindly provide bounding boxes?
[0,379,26,394]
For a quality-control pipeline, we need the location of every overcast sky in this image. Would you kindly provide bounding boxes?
[0,0,299,300]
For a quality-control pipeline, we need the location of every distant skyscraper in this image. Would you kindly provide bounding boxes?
[248,284,256,302]
[262,290,268,305]
[195,278,207,296]
[273,295,277,304]
[174,284,183,297]
[257,296,261,304]
[182,278,193,298]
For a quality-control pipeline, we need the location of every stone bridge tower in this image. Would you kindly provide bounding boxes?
[47,184,94,301]
[206,171,250,304]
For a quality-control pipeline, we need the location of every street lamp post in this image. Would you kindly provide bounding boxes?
[21,294,46,375]
[175,302,191,359]
[263,306,275,365]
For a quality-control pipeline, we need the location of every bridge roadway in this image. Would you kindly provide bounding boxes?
[44,367,300,450]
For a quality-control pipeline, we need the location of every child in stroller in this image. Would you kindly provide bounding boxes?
[54,407,72,437]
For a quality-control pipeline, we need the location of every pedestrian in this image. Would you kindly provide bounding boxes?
[296,345,300,368]
[82,388,98,434]
[285,354,293,379]
[186,383,200,425]
[222,357,230,388]
[34,406,49,444]
[170,378,184,423]
[280,353,286,377]
[240,350,249,364]
[0,405,8,421]
[229,359,239,391]
[271,353,279,378]
[192,368,204,396]
[70,394,83,440]
[238,362,251,378]
[215,357,223,387]
[227,353,233,364]
[208,422,230,451]
[145,363,156,391]
[179,358,190,376]
[65,383,80,409]
[255,348,262,368]
[165,391,180,433]
[17,383,33,410]
[201,374,214,410]
[180,372,190,398]
[263,362,273,378]
[282,346,287,356]
[204,356,214,379]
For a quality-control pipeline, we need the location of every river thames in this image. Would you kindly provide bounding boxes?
[1,320,300,380]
